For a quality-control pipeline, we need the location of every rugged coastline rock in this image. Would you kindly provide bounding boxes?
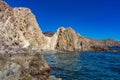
[0,51,61,80]
[0,1,60,80]
[0,1,47,50]
[53,27,120,52]
[0,1,120,80]
[55,27,82,51]
[0,1,120,52]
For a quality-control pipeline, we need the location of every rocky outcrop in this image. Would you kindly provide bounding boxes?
[0,51,59,80]
[56,27,79,51]
[0,1,119,52]
[54,27,92,51]
[0,1,47,50]
[0,1,119,79]
[54,27,120,51]
[0,1,60,80]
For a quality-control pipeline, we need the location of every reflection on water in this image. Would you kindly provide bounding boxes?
[44,51,120,80]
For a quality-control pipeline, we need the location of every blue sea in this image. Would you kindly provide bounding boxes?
[44,49,120,80]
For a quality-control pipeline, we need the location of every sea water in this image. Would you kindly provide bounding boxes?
[44,51,120,80]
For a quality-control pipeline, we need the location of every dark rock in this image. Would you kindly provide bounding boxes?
[43,32,54,37]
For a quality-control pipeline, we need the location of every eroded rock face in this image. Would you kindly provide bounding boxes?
[0,52,51,80]
[0,1,47,50]
[55,27,120,51]
[13,8,47,49]
[0,60,21,80]
[55,27,92,51]
[0,2,58,79]
[0,1,119,52]
[56,27,78,51]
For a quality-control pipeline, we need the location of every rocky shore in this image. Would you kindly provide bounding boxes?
[0,1,120,80]
[0,1,120,52]
[0,49,61,80]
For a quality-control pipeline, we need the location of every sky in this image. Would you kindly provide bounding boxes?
[4,0,120,41]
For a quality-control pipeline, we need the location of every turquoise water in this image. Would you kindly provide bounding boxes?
[44,51,120,80]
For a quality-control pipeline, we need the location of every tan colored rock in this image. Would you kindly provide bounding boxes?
[0,52,53,80]
[54,27,120,51]
[55,27,77,51]
[13,8,47,49]
[0,1,47,50]
[43,31,59,50]
[0,1,119,52]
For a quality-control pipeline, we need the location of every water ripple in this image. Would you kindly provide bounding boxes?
[45,52,120,80]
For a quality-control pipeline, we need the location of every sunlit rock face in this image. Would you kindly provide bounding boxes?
[54,27,120,51]
[43,30,59,50]
[13,8,47,49]
[0,1,47,50]
[55,27,92,51]
[0,2,59,80]
[55,27,77,51]
[0,1,119,52]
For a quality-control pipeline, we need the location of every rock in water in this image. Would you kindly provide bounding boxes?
[55,27,91,51]
[0,52,55,80]
[54,27,120,51]
[0,1,59,80]
[0,1,119,52]
[29,53,50,79]
[56,27,78,51]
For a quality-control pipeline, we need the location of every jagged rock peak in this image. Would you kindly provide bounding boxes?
[57,27,66,33]
[56,27,77,34]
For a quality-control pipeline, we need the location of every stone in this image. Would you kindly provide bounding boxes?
[0,51,58,80]
[0,1,47,50]
[43,32,54,37]
[0,59,21,80]
[54,27,120,51]
[0,1,119,52]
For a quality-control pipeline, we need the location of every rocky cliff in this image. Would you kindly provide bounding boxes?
[0,1,48,50]
[54,27,120,51]
[0,1,120,79]
[0,1,119,52]
[0,1,60,80]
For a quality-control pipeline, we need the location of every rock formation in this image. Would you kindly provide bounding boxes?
[0,1,60,80]
[0,1,120,52]
[0,1,120,79]
[54,27,120,51]
[55,27,81,51]
[0,1,47,50]
[0,51,61,80]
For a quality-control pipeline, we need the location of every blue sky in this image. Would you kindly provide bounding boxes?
[4,0,120,40]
